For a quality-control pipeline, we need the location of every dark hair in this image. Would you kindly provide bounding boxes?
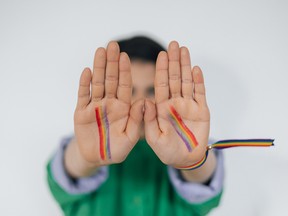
[117,36,166,63]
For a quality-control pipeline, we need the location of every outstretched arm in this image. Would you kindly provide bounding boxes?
[65,42,144,178]
[144,41,216,183]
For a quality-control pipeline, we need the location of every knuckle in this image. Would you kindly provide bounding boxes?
[118,83,131,88]
[169,74,180,80]
[92,80,104,86]
[106,75,118,81]
[182,78,192,83]
[155,82,168,87]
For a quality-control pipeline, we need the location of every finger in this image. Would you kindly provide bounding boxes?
[144,99,161,146]
[155,51,169,104]
[117,52,132,104]
[76,68,92,109]
[92,47,106,101]
[192,66,207,105]
[105,41,120,98]
[125,99,144,144]
[180,47,193,99]
[168,41,181,98]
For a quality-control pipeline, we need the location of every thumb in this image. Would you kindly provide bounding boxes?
[125,99,144,144]
[144,99,161,145]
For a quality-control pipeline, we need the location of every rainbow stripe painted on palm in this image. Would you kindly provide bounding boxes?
[95,106,111,160]
[176,139,274,170]
[168,106,198,152]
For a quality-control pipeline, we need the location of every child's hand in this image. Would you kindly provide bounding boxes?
[73,42,143,168]
[144,41,210,168]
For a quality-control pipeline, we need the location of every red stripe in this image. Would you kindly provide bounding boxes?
[95,107,105,160]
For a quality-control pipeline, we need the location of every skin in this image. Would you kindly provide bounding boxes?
[64,41,216,183]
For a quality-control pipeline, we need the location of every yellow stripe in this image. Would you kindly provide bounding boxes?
[99,108,107,160]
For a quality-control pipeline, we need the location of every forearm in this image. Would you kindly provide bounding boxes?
[64,138,100,178]
[180,150,217,183]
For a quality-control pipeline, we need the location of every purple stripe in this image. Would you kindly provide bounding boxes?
[104,108,111,159]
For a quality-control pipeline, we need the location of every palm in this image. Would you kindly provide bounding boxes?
[75,99,132,163]
[144,42,210,167]
[154,98,209,166]
[74,42,143,166]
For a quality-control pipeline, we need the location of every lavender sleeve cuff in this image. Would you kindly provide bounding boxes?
[168,150,224,204]
[50,136,109,195]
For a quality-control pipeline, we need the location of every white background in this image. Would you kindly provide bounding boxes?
[0,0,287,215]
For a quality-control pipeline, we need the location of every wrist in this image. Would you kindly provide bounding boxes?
[64,138,100,178]
[179,150,217,183]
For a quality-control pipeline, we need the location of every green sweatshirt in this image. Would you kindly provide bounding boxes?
[47,139,222,216]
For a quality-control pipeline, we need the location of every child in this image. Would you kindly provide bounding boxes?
[47,36,224,216]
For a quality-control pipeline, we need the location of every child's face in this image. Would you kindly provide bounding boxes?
[131,60,156,103]
[131,60,156,138]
